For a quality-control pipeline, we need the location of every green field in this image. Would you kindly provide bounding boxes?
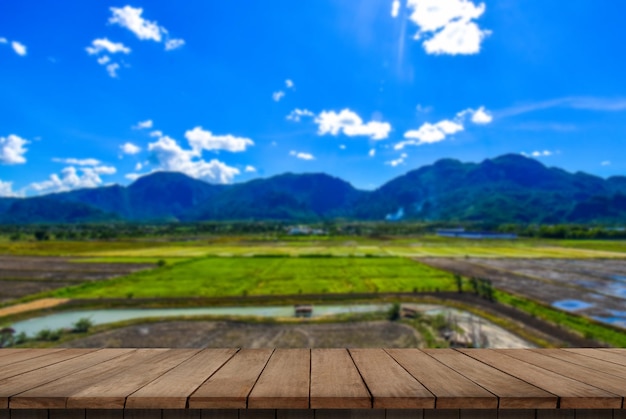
[51,257,456,298]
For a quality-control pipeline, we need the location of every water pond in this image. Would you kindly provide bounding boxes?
[551,299,594,312]
[11,304,391,337]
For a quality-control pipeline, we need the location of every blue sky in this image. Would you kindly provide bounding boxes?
[1,0,626,196]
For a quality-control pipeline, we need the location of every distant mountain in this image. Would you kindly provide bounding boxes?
[2,155,626,224]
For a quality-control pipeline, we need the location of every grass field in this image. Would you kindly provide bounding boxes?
[50,257,456,298]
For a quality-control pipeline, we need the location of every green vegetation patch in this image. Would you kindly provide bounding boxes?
[51,257,455,299]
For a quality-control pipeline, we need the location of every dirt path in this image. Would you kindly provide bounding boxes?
[0,298,70,318]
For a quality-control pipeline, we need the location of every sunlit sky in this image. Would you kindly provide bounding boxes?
[1,0,626,197]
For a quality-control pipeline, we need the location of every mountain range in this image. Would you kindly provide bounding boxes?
[2,154,626,224]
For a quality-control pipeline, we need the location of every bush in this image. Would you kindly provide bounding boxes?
[72,317,93,333]
[388,302,401,321]
[157,259,167,267]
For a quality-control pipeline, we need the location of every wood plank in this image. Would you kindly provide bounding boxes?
[614,409,626,419]
[189,348,273,409]
[0,349,96,381]
[0,348,65,367]
[85,410,123,419]
[126,348,238,409]
[67,349,199,409]
[163,410,201,419]
[200,410,238,419]
[276,409,314,419]
[123,410,162,419]
[239,410,276,419]
[9,410,48,419]
[459,410,496,419]
[424,349,556,409]
[248,349,310,409]
[501,349,626,400]
[50,409,85,419]
[563,348,626,367]
[0,349,31,358]
[0,409,7,419]
[386,349,496,409]
[459,349,621,409]
[9,349,158,409]
[495,410,535,419]
[386,410,424,419]
[349,348,434,409]
[310,349,370,409]
[573,410,613,419]
[535,411,575,419]
[314,410,385,419]
[534,349,626,380]
[2,349,133,409]
[423,410,458,419]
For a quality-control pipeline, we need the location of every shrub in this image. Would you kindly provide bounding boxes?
[72,317,93,333]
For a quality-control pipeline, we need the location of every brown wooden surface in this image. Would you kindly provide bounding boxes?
[126,348,238,409]
[386,349,497,409]
[189,348,273,409]
[0,348,625,411]
[459,349,622,409]
[424,349,556,409]
[248,349,310,409]
[310,348,371,409]
[350,348,434,409]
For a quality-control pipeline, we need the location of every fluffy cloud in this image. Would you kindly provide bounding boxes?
[86,38,131,55]
[97,55,111,65]
[290,151,315,160]
[286,108,314,122]
[149,130,163,137]
[273,91,285,102]
[165,38,185,51]
[406,0,491,55]
[245,165,257,173]
[52,158,101,166]
[386,153,408,167]
[184,127,254,153]
[109,6,163,42]
[120,142,142,155]
[395,120,463,149]
[456,106,493,124]
[11,41,26,56]
[315,109,391,140]
[0,180,21,197]
[148,135,240,184]
[30,166,117,193]
[133,119,153,129]
[109,6,185,51]
[0,134,29,164]
[106,63,120,78]
[391,0,401,17]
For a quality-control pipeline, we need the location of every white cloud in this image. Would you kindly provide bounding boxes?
[469,106,493,124]
[30,166,116,193]
[11,41,26,56]
[386,153,408,167]
[133,119,153,130]
[109,6,163,42]
[106,63,120,78]
[406,0,490,55]
[497,97,626,119]
[125,173,141,181]
[290,150,315,160]
[521,150,553,158]
[245,165,257,173]
[149,130,163,137]
[286,108,314,122]
[120,142,142,155]
[0,134,29,165]
[315,109,391,140]
[86,38,131,55]
[273,91,285,102]
[185,127,254,153]
[165,38,185,51]
[601,161,611,166]
[135,162,143,171]
[285,79,294,89]
[369,149,376,157]
[97,55,111,65]
[0,38,7,44]
[396,120,463,149]
[52,158,101,166]
[0,180,22,197]
[148,135,240,183]
[391,0,401,18]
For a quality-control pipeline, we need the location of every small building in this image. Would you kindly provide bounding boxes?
[294,304,313,318]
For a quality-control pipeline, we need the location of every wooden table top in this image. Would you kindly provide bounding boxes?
[0,348,624,410]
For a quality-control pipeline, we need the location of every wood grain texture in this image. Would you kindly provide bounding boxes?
[0,349,65,367]
[0,349,96,381]
[310,349,370,409]
[459,349,621,409]
[126,348,237,409]
[248,349,310,409]
[350,349,434,409]
[537,349,626,379]
[386,349,496,409]
[189,349,273,409]
[563,349,626,367]
[67,349,199,409]
[424,349,556,409]
[3,349,134,409]
[500,349,626,399]
[9,349,157,409]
